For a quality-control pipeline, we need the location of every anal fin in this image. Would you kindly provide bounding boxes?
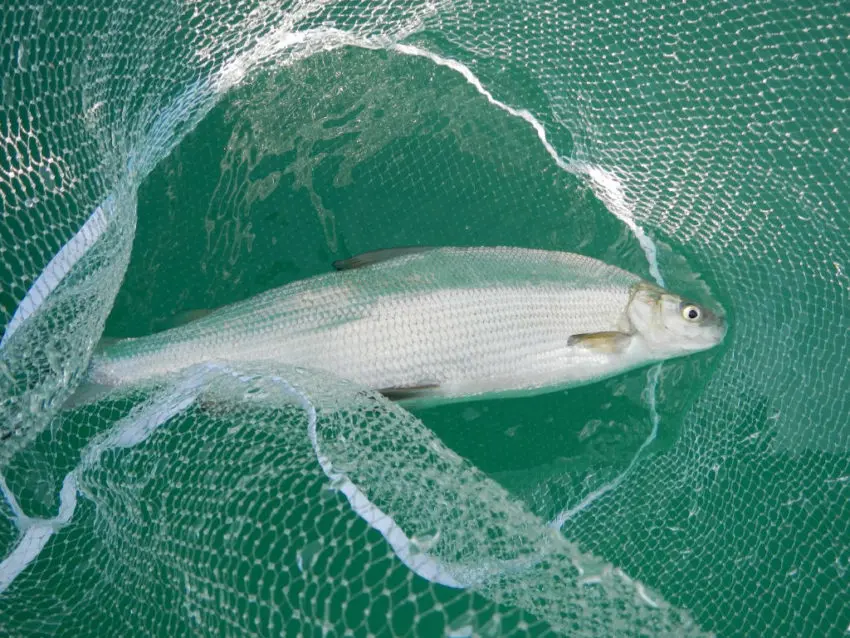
[377,383,441,401]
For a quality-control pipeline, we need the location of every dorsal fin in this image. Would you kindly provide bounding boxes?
[333,247,435,271]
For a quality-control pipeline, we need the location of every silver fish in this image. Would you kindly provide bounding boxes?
[82,246,726,404]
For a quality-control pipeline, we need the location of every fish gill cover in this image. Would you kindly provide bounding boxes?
[0,0,848,636]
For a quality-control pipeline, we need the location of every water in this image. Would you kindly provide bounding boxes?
[107,45,721,510]
[3,2,849,635]
[100,45,730,630]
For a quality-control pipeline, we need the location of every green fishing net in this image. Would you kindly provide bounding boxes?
[1,1,847,636]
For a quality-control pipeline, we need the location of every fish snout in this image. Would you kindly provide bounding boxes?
[698,305,728,345]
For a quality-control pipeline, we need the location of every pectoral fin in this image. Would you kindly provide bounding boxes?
[567,331,631,354]
[333,247,435,271]
[378,383,441,401]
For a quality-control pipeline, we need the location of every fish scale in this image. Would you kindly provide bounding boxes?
[296,286,631,391]
[84,246,724,404]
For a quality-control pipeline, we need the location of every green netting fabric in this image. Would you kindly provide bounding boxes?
[1,364,703,635]
[1,0,848,636]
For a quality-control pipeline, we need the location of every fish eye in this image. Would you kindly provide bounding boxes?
[681,304,702,322]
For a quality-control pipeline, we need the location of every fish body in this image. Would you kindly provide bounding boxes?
[87,247,726,403]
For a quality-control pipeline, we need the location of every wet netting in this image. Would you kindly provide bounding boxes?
[1,1,848,636]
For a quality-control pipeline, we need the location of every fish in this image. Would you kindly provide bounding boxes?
[75,246,726,406]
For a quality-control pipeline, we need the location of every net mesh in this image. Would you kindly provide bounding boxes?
[1,0,848,636]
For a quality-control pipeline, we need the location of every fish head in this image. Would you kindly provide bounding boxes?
[626,282,727,357]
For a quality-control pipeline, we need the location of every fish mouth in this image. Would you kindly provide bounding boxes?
[709,320,728,345]
[701,305,725,326]
[700,307,728,346]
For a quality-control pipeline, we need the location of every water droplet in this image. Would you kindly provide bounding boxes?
[461,407,480,422]
[1,76,13,107]
[445,611,476,637]
[29,391,44,415]
[24,197,38,208]
[0,359,14,383]
[295,539,323,573]
[242,385,267,401]
[410,528,441,555]
[39,165,57,190]
[575,555,613,587]
[478,613,502,638]
[16,42,29,71]
[321,475,347,501]
[330,460,355,474]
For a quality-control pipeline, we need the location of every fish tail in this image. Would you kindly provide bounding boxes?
[62,340,121,409]
[93,336,121,354]
[63,379,115,409]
